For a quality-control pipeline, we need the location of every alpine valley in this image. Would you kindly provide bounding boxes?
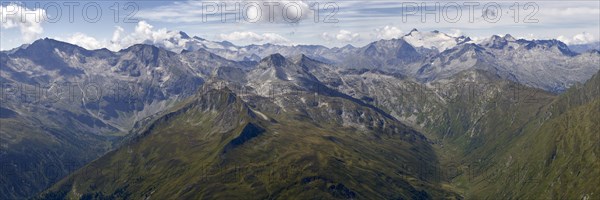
[1,29,599,200]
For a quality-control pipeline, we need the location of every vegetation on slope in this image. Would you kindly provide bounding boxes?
[38,88,461,199]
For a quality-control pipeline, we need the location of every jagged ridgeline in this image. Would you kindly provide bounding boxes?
[1,29,599,199]
[37,86,461,199]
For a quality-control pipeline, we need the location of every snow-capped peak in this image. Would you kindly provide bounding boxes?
[402,29,461,52]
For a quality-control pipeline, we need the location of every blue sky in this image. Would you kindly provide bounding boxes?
[1,0,599,50]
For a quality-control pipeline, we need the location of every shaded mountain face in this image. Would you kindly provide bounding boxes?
[1,34,599,200]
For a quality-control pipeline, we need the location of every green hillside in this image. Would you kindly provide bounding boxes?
[38,88,461,199]
[464,71,600,199]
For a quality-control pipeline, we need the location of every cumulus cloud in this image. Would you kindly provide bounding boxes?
[519,33,537,41]
[56,21,292,51]
[108,21,192,51]
[137,0,313,24]
[447,29,463,38]
[219,31,291,44]
[63,33,105,50]
[557,32,597,45]
[403,30,460,51]
[545,7,600,16]
[373,26,403,40]
[55,21,188,51]
[0,3,45,42]
[322,30,361,43]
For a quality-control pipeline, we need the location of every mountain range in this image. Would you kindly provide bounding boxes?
[0,29,599,199]
[154,29,600,93]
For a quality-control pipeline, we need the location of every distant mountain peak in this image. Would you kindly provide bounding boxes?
[504,34,516,41]
[522,39,577,56]
[457,36,472,44]
[178,31,191,39]
[15,37,89,56]
[121,43,160,52]
[298,53,310,60]
[485,35,510,49]
[218,40,236,47]
[490,35,502,40]
[295,53,320,64]
[30,38,75,47]
[342,44,356,49]
[260,53,287,66]
[192,36,206,41]
[402,29,460,52]
[407,28,419,36]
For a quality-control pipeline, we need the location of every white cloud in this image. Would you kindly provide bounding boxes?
[469,36,485,43]
[374,26,403,40]
[447,29,463,38]
[55,21,190,51]
[111,26,124,43]
[403,30,459,51]
[320,32,333,41]
[0,4,45,42]
[219,31,290,44]
[544,7,600,16]
[56,21,291,51]
[63,33,105,50]
[519,33,537,41]
[557,32,597,45]
[137,0,313,24]
[336,30,360,42]
[322,30,360,43]
[117,21,188,51]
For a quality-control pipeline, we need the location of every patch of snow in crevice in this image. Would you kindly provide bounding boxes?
[250,108,269,120]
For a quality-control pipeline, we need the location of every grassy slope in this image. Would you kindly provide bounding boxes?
[421,70,600,199]
[360,69,599,199]
[466,71,600,199]
[413,71,559,197]
[38,89,460,199]
[469,98,599,199]
[0,113,117,200]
